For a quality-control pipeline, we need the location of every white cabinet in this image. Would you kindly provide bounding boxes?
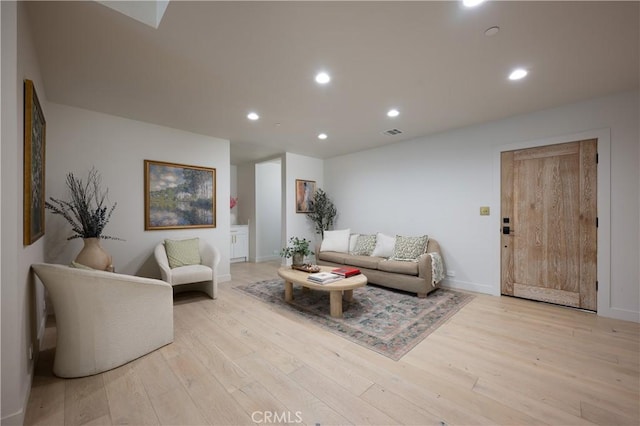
[230,225,248,263]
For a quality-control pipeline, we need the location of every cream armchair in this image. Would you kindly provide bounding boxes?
[31,263,174,378]
[154,239,221,299]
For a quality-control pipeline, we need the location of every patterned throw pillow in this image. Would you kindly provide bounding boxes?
[351,234,377,256]
[389,235,429,262]
[164,238,201,269]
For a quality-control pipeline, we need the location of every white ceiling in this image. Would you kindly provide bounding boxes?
[26,1,639,165]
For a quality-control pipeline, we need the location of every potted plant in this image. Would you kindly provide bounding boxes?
[280,236,314,266]
[45,168,121,270]
[306,188,337,238]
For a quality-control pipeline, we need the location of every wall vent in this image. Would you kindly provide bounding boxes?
[384,128,403,136]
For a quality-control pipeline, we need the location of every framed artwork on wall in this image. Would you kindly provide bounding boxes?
[23,79,46,245]
[295,179,316,213]
[144,160,216,230]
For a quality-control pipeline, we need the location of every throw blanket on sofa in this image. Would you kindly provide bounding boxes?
[428,252,445,286]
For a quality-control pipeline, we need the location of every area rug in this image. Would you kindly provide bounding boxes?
[235,279,474,360]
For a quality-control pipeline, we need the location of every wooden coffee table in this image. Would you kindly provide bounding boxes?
[277,266,367,318]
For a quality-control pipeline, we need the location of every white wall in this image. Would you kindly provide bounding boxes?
[1,2,49,423]
[237,162,256,260]
[284,153,324,256]
[44,103,232,282]
[230,164,238,200]
[325,90,639,322]
[255,159,282,262]
[238,153,323,265]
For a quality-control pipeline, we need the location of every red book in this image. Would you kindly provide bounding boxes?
[331,267,361,277]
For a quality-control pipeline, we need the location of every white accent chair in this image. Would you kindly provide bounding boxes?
[31,263,174,378]
[154,239,221,299]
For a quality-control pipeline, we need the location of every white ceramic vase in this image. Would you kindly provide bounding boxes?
[230,211,238,225]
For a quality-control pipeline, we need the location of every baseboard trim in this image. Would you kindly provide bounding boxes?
[600,306,640,323]
[441,278,496,295]
[1,362,32,426]
[255,255,280,263]
[1,407,25,426]
[442,280,639,323]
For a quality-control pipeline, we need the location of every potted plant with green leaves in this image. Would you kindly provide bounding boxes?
[280,236,314,266]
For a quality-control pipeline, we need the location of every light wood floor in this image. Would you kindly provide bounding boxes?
[25,261,639,425]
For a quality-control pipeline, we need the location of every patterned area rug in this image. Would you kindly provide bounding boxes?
[235,279,474,360]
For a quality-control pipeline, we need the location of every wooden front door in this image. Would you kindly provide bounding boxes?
[501,139,597,310]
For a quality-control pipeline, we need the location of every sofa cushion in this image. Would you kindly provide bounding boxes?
[371,233,395,258]
[170,264,212,285]
[379,259,419,276]
[320,229,351,253]
[318,251,348,264]
[390,235,429,262]
[345,255,383,270]
[352,234,377,256]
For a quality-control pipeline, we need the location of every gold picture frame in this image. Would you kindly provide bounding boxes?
[295,179,316,213]
[23,79,46,245]
[144,160,216,230]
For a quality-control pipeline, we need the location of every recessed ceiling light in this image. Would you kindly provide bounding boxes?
[508,68,528,81]
[387,109,400,118]
[463,0,485,7]
[315,72,331,84]
[247,112,259,120]
[318,133,328,140]
[484,26,500,37]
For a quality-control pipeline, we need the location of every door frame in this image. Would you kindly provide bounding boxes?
[491,128,614,318]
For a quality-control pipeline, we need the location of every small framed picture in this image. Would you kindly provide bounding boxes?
[295,179,316,213]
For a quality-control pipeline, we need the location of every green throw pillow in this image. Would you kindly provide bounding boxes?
[351,234,377,256]
[389,235,429,262]
[165,238,201,269]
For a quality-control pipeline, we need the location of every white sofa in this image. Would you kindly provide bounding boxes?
[31,263,174,378]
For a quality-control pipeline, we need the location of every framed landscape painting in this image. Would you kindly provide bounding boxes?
[144,160,216,230]
[23,79,46,245]
[296,179,316,213]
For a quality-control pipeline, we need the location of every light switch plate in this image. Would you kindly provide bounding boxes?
[480,206,490,216]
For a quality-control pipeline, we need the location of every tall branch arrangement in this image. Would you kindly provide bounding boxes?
[45,168,121,240]
[306,188,337,238]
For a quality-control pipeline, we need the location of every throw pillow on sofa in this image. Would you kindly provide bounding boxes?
[320,229,351,253]
[349,233,360,253]
[352,234,377,256]
[371,233,396,258]
[389,235,429,262]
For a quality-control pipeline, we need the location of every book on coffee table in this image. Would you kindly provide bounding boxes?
[307,271,342,284]
[331,267,361,277]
